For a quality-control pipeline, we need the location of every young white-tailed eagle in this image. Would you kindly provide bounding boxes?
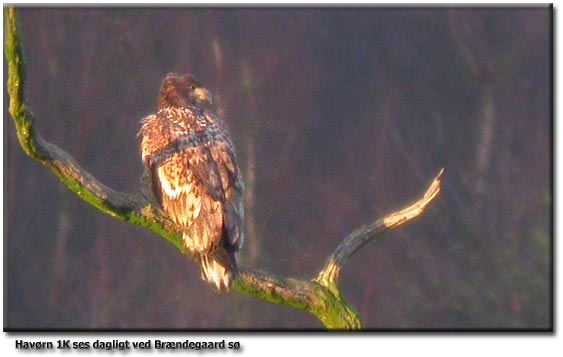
[139,73,244,291]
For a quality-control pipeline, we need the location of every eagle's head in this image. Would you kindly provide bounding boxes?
[157,73,214,110]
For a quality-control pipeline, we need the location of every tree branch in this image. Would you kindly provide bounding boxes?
[316,169,444,288]
[5,7,442,329]
[4,7,184,251]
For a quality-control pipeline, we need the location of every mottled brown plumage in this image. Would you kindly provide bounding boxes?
[139,73,244,291]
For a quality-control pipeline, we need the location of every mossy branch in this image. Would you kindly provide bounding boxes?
[4,7,442,330]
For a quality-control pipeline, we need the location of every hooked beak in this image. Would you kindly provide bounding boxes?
[193,87,214,105]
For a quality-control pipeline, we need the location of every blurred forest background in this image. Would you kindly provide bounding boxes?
[5,7,551,329]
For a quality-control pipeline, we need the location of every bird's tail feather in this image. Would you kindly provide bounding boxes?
[199,254,234,291]
[182,231,238,291]
[184,246,236,292]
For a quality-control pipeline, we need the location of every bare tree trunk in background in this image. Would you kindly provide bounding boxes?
[474,84,496,197]
[240,58,261,266]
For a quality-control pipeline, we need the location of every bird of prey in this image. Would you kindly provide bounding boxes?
[139,73,244,291]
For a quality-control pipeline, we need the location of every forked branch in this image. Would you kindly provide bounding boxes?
[4,7,442,329]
